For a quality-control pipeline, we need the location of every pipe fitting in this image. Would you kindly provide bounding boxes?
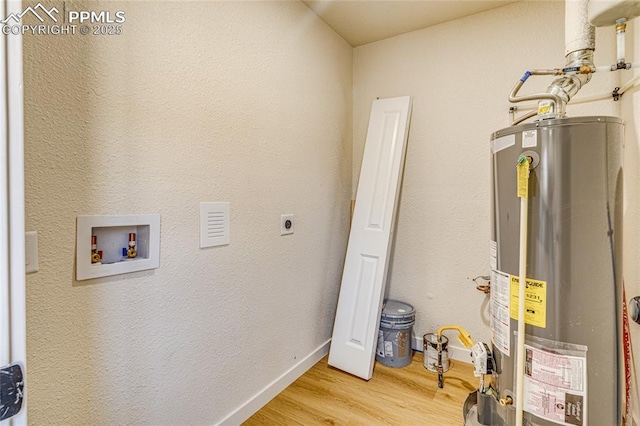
[542,49,594,119]
[579,65,592,74]
[507,0,596,123]
[127,233,137,259]
[499,395,514,407]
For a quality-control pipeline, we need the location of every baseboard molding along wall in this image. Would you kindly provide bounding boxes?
[217,339,331,425]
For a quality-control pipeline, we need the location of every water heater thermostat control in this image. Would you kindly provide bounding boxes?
[470,342,493,377]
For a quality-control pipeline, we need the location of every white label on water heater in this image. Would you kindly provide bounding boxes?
[523,345,587,425]
[490,240,497,270]
[490,269,511,356]
[522,130,538,148]
[492,134,516,154]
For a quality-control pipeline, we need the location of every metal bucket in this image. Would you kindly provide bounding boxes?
[423,333,450,372]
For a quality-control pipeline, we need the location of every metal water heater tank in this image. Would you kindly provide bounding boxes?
[488,116,623,426]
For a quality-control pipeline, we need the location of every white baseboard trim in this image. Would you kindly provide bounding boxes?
[217,339,331,426]
[412,334,472,364]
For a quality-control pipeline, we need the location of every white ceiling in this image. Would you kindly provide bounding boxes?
[303,0,520,47]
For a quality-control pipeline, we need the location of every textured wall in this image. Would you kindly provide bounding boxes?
[23,1,352,424]
[353,1,620,353]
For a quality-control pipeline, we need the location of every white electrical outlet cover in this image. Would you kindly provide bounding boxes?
[25,231,39,273]
[281,214,294,235]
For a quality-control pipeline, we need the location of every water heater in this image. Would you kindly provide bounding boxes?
[481,116,623,426]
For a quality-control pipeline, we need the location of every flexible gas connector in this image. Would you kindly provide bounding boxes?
[437,325,474,348]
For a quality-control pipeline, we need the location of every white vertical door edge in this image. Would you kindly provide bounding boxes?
[0,0,10,371]
[329,96,412,380]
[2,0,27,424]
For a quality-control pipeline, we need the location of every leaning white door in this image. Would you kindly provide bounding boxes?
[329,96,412,380]
[1,0,27,423]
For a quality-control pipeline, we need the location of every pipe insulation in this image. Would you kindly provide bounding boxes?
[566,0,595,55]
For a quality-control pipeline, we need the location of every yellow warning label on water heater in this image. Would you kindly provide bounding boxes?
[517,161,530,198]
[510,276,547,328]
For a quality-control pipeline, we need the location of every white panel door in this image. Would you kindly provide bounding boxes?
[329,96,412,380]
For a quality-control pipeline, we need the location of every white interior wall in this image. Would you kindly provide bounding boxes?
[353,0,621,357]
[23,1,352,424]
[21,0,640,423]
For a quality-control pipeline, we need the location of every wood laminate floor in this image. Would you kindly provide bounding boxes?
[244,352,478,425]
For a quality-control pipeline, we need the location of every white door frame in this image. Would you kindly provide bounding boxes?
[1,0,27,423]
